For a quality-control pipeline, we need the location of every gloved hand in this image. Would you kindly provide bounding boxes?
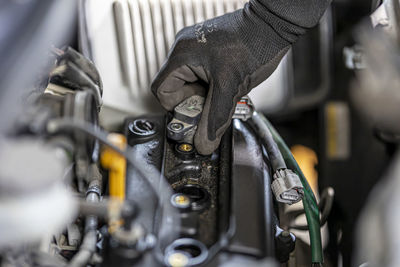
[152,0,331,155]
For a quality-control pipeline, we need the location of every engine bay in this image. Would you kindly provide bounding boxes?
[0,47,315,266]
[2,0,400,267]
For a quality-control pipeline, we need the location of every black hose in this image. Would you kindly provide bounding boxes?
[47,118,159,198]
[289,187,335,230]
[319,187,334,227]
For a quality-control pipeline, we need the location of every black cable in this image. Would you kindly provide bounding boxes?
[47,118,159,198]
[249,111,287,171]
[319,187,335,227]
[289,187,335,230]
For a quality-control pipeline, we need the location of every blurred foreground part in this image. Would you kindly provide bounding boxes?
[352,0,400,137]
[352,0,400,266]
[0,43,104,266]
[355,152,400,267]
[0,0,79,264]
[78,0,332,128]
[0,139,76,248]
[0,0,77,136]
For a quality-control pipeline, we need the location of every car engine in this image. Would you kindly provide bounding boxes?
[3,0,400,267]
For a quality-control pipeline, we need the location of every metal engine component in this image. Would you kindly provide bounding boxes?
[167,95,205,144]
[0,41,302,265]
[121,115,280,266]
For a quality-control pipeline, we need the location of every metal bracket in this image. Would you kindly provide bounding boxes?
[167,95,205,144]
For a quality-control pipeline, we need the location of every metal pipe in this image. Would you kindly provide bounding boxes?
[68,179,101,267]
[68,230,97,267]
[79,200,108,218]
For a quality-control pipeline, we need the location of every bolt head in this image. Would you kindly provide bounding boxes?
[170,123,184,132]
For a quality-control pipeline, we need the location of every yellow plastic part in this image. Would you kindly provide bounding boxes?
[107,197,124,233]
[291,144,318,196]
[101,133,127,201]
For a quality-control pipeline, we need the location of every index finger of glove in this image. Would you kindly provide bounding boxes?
[151,65,207,111]
[194,81,241,155]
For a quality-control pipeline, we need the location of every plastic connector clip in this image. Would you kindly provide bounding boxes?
[271,169,304,205]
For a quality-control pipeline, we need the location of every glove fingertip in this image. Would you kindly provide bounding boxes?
[194,124,221,155]
[194,134,217,156]
[151,67,168,95]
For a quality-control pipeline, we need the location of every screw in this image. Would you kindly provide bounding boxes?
[170,123,184,132]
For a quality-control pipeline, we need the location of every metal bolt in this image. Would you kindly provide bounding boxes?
[167,252,190,267]
[171,193,191,209]
[170,123,184,132]
[178,143,193,153]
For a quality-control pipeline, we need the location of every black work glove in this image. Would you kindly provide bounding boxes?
[152,0,331,155]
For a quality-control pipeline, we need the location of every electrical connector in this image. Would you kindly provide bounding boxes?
[271,169,304,205]
[233,96,254,121]
[167,95,205,144]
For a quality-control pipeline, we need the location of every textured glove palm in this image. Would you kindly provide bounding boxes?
[152,0,331,155]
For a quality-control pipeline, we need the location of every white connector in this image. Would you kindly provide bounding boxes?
[271,169,304,205]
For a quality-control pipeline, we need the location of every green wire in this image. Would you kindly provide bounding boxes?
[259,114,323,264]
